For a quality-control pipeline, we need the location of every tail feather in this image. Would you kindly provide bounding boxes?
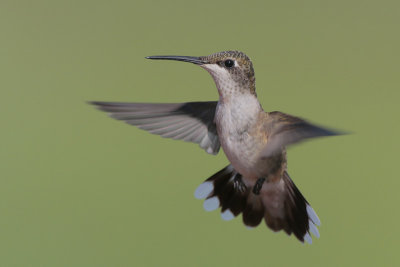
[195,165,321,243]
[204,166,248,217]
[243,193,264,227]
[282,171,309,241]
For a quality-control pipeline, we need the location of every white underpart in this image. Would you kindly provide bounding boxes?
[202,64,233,98]
[221,209,235,221]
[203,63,263,178]
[194,181,214,199]
[215,95,262,178]
[307,204,321,226]
[203,196,220,211]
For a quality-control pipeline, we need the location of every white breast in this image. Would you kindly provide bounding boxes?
[215,94,262,178]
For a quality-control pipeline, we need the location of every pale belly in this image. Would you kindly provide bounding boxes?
[215,100,285,185]
[215,100,267,182]
[219,131,260,178]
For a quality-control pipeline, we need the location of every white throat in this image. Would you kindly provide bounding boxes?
[202,64,250,101]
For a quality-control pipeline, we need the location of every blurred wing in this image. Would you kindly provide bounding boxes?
[262,111,341,157]
[90,101,220,154]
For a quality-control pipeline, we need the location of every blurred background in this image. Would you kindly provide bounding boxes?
[1,0,399,266]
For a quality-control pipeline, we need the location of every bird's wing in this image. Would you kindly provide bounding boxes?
[90,101,220,154]
[261,111,341,157]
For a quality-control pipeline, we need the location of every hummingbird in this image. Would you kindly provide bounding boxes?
[90,51,340,244]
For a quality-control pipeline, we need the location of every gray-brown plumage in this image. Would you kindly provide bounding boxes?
[91,101,220,154]
[90,50,340,243]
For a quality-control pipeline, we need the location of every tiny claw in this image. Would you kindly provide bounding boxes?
[252,178,266,195]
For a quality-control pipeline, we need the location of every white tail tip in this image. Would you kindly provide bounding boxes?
[308,220,320,238]
[304,232,312,244]
[203,196,220,211]
[221,209,235,221]
[194,181,214,199]
[306,204,321,226]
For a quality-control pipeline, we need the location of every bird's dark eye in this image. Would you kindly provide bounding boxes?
[224,59,234,68]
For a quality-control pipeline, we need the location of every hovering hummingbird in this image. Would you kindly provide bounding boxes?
[90,51,340,244]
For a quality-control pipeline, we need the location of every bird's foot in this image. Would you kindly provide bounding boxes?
[233,173,246,193]
[252,178,266,195]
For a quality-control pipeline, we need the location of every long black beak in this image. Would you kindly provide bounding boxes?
[145,55,207,65]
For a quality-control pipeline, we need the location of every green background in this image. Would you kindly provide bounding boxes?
[1,0,399,266]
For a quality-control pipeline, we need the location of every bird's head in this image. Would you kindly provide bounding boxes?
[146,51,256,98]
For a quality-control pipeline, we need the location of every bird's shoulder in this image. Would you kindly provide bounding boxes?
[261,111,307,135]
